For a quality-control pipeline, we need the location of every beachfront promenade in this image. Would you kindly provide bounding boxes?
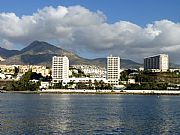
[41,89,180,95]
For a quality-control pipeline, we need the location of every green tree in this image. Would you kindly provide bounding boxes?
[87,80,94,89]
[75,82,87,89]
[52,81,63,89]
[7,71,41,91]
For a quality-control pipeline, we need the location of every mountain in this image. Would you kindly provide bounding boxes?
[169,63,180,69]
[0,40,179,69]
[21,40,60,53]
[0,41,108,66]
[0,47,20,58]
[1,41,80,65]
[90,58,143,69]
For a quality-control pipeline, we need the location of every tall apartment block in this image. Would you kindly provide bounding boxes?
[107,55,120,85]
[144,54,169,72]
[52,56,69,83]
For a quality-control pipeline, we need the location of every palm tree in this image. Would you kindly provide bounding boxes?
[99,80,105,90]
[88,80,93,89]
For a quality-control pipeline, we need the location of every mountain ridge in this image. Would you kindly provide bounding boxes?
[0,47,20,58]
[0,41,179,69]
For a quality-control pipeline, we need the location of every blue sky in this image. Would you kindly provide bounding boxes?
[0,0,179,26]
[0,0,180,63]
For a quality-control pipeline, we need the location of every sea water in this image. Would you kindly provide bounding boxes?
[1,93,180,134]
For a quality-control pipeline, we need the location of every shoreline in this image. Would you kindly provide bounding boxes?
[1,89,180,95]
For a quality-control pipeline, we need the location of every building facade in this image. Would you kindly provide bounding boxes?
[52,56,69,83]
[144,54,169,72]
[107,55,120,85]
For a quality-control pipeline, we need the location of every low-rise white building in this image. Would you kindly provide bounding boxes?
[40,82,50,90]
[128,79,136,84]
[169,69,180,72]
[0,73,6,79]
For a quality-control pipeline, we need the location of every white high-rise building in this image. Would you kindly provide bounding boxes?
[107,55,120,85]
[144,54,169,72]
[52,56,69,83]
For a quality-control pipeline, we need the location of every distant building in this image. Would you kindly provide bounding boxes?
[0,65,16,74]
[107,55,120,85]
[72,65,106,78]
[144,54,169,72]
[52,56,69,83]
[139,67,144,71]
[39,82,50,90]
[31,66,50,77]
[0,73,6,79]
[128,79,135,84]
[18,65,50,77]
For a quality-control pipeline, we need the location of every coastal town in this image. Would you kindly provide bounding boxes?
[2,1,180,134]
[1,53,180,94]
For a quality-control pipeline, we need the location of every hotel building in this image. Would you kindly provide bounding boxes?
[107,55,120,85]
[144,54,169,72]
[52,56,69,83]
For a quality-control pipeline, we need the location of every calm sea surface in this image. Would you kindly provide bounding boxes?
[1,93,180,134]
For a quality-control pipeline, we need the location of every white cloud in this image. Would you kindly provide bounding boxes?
[0,5,180,63]
[0,39,13,49]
